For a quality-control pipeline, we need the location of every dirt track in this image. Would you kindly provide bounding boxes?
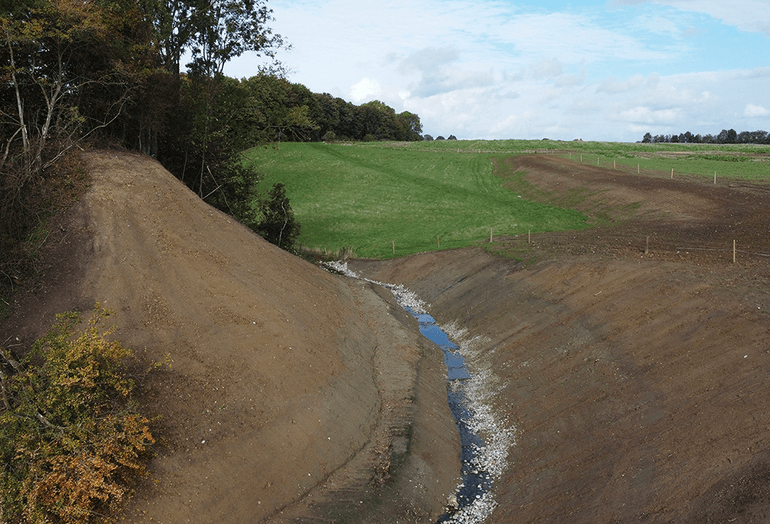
[351,154,770,523]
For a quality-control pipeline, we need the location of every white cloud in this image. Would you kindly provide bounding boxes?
[617,106,680,125]
[531,58,563,79]
[350,78,382,103]
[490,112,531,135]
[395,47,496,98]
[488,11,671,64]
[636,14,686,37]
[615,0,770,36]
[396,47,460,75]
[224,0,770,141]
[568,98,602,116]
[598,75,646,94]
[744,103,770,117]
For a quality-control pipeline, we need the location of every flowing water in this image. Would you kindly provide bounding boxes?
[324,261,512,523]
[405,309,493,522]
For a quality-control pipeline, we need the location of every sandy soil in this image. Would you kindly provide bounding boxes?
[0,151,460,523]
[351,154,770,523]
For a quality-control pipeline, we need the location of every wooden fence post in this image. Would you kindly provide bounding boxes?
[671,168,674,179]
[490,228,493,243]
[392,240,395,255]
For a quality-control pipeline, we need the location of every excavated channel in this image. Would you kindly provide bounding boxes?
[404,309,493,522]
[323,261,503,523]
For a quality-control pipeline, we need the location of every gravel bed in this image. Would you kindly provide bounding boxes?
[323,261,516,523]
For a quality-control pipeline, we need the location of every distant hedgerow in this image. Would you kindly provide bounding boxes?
[0,306,154,524]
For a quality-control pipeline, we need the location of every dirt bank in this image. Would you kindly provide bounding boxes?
[0,151,460,523]
[351,154,770,523]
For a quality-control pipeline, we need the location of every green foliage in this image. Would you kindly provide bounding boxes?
[235,75,422,143]
[0,306,154,524]
[0,0,154,295]
[155,74,264,230]
[255,182,301,251]
[239,74,323,143]
[140,0,285,78]
[183,0,285,78]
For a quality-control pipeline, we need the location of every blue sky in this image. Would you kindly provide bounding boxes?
[225,0,770,142]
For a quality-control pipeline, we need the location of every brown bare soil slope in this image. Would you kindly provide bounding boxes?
[0,151,460,524]
[351,154,770,523]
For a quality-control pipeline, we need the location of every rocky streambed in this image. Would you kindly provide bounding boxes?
[325,261,515,523]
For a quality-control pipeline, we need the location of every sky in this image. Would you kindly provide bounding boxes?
[225,0,770,142]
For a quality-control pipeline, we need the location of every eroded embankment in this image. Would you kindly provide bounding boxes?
[351,248,770,523]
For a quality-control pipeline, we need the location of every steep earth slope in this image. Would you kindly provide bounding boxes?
[352,154,770,523]
[0,151,460,523]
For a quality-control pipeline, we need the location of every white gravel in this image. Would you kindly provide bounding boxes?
[322,261,516,523]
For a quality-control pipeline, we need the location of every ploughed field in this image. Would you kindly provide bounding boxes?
[351,153,770,523]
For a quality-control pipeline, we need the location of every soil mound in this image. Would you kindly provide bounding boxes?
[352,154,770,523]
[0,151,460,523]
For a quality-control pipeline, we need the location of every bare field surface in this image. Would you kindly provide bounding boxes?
[0,151,460,524]
[351,154,770,523]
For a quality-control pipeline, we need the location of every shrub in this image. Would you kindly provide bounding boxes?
[0,306,154,524]
[322,130,339,142]
[256,183,301,252]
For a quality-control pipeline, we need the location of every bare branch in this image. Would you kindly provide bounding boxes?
[0,368,11,411]
[0,346,22,373]
[42,93,131,172]
[1,126,23,173]
[36,410,67,431]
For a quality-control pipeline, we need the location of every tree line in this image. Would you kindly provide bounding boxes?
[3,1,431,521]
[0,0,423,273]
[641,129,770,144]
[213,75,423,146]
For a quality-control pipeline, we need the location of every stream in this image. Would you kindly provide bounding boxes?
[325,261,511,523]
[405,308,493,522]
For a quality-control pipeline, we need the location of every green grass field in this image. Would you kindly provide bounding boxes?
[243,140,770,259]
[243,142,589,258]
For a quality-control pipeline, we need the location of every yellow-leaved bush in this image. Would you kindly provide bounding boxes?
[0,305,155,523]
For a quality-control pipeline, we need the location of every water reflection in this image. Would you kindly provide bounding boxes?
[404,308,491,521]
